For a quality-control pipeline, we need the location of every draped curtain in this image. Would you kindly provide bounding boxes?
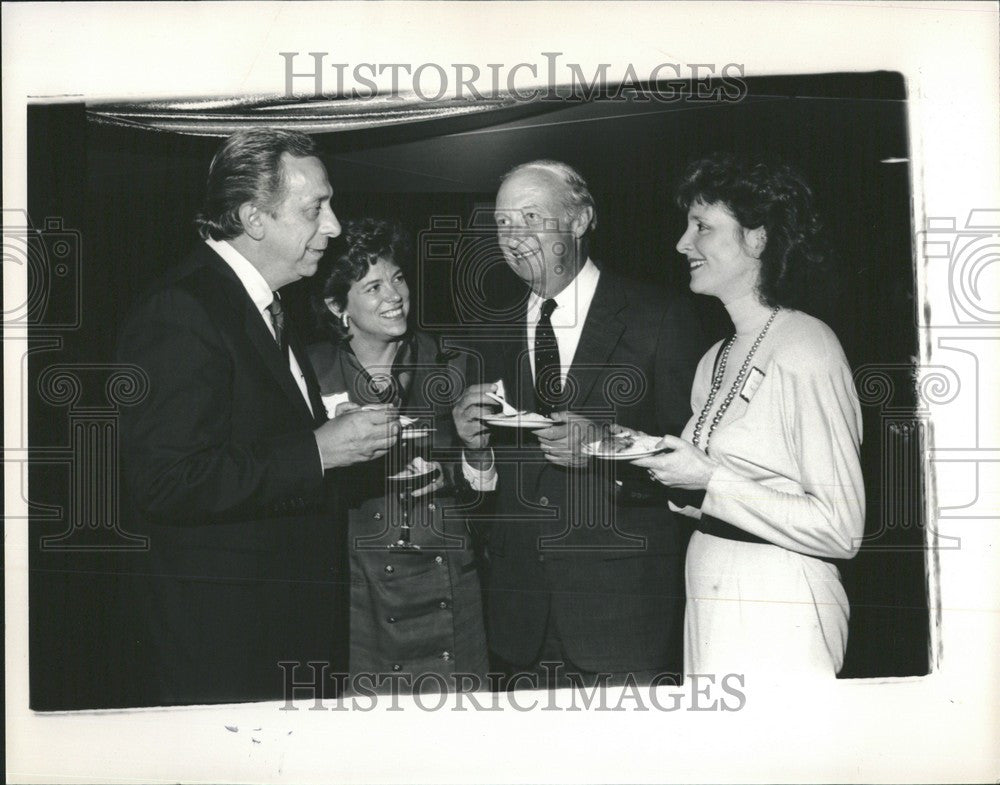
[86,93,563,136]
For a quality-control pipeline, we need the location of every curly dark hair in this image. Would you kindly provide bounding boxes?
[675,152,829,310]
[195,129,318,241]
[314,218,412,341]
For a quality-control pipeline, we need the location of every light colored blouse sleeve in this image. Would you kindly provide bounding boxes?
[700,353,866,560]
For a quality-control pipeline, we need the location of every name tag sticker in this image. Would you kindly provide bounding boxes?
[740,367,766,403]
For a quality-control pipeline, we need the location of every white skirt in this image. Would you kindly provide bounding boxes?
[684,531,850,679]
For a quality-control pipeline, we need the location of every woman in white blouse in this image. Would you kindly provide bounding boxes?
[632,154,865,678]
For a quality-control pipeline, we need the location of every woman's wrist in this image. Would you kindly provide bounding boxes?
[696,455,722,490]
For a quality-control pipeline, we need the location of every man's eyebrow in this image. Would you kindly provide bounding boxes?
[495,203,539,212]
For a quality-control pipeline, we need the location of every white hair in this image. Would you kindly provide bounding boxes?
[500,159,597,232]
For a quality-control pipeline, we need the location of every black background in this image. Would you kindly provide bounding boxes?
[27,72,927,709]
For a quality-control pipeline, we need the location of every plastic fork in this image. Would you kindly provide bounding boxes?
[485,390,522,416]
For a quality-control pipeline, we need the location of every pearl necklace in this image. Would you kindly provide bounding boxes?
[692,307,779,453]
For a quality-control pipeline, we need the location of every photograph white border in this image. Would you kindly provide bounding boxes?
[4,2,999,782]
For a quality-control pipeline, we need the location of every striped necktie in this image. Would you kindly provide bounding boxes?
[267,292,287,355]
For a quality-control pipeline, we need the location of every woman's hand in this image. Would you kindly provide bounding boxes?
[630,435,720,491]
[406,456,446,498]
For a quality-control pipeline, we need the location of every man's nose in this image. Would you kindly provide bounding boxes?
[321,205,342,238]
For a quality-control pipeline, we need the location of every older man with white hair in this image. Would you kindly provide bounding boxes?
[453,159,707,688]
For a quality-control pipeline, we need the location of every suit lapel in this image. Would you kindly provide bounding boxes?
[242,296,317,423]
[507,272,628,412]
[500,311,535,412]
[288,319,327,425]
[205,250,316,424]
[565,272,627,407]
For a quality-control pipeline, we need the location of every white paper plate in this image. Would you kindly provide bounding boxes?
[582,436,666,460]
[400,427,434,440]
[483,413,553,428]
[387,466,437,483]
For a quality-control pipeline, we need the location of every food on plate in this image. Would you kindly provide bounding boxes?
[598,430,636,454]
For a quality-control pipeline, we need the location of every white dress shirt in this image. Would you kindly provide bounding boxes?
[205,238,314,418]
[526,258,601,382]
[461,259,601,493]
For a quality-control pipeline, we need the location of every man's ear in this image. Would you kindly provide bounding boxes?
[239,202,266,241]
[570,206,594,239]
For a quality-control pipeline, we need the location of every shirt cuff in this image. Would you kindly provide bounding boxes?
[702,464,759,522]
[669,501,703,520]
[462,450,497,491]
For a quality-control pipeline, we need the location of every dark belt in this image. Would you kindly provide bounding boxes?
[696,513,843,568]
[697,512,771,545]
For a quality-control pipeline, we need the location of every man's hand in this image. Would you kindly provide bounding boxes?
[533,411,600,468]
[452,382,500,450]
[315,404,400,469]
[334,401,361,416]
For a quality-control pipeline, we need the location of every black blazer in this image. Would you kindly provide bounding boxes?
[473,269,706,673]
[116,243,346,705]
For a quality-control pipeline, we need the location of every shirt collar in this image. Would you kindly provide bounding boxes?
[527,258,600,323]
[205,237,274,312]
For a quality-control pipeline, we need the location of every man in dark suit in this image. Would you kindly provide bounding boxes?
[453,160,705,687]
[117,129,399,705]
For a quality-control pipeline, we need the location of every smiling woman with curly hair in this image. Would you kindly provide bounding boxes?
[632,153,865,679]
[308,218,488,690]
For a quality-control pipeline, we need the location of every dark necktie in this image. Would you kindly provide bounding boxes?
[533,298,561,415]
[267,292,288,356]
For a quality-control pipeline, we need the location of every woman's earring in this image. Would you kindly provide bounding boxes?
[341,313,350,329]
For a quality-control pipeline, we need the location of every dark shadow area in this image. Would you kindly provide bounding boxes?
[26,72,926,709]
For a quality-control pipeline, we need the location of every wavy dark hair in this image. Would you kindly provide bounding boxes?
[314,218,412,341]
[195,129,318,241]
[675,152,830,311]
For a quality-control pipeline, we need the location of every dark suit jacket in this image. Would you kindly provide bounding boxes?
[116,242,346,705]
[474,269,705,674]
